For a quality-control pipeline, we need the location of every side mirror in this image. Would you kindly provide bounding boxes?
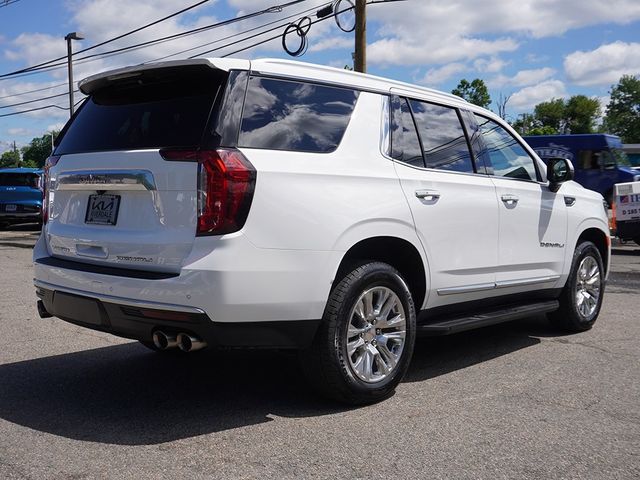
[547,158,574,192]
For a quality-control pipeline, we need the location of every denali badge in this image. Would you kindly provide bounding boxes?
[540,242,565,248]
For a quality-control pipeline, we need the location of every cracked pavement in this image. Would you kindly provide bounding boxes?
[0,225,638,479]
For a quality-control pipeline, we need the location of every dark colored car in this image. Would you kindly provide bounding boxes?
[0,167,44,229]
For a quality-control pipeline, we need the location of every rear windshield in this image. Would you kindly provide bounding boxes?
[55,65,227,155]
[0,173,40,187]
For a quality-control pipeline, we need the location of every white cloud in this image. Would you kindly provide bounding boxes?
[509,80,567,110]
[368,36,518,66]
[308,36,353,53]
[474,57,508,73]
[365,0,640,67]
[564,41,640,86]
[47,122,66,132]
[419,63,467,86]
[490,67,556,88]
[7,128,33,136]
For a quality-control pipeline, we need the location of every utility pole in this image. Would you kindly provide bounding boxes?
[354,0,366,73]
[65,32,84,117]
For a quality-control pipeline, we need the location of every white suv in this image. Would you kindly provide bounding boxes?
[34,58,610,404]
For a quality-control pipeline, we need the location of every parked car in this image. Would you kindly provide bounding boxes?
[524,134,639,205]
[0,167,43,229]
[34,58,610,404]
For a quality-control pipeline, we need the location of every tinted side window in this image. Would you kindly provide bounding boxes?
[239,77,359,153]
[390,96,423,167]
[409,100,474,173]
[460,110,491,174]
[474,115,539,181]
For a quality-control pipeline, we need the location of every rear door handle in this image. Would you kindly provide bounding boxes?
[501,194,519,206]
[415,189,441,201]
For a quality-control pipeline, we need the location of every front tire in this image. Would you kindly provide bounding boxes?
[300,261,416,405]
[549,241,605,332]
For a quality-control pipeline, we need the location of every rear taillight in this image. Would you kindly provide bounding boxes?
[160,148,256,236]
[42,155,61,224]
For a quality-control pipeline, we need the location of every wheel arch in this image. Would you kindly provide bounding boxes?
[576,226,610,275]
[332,236,428,311]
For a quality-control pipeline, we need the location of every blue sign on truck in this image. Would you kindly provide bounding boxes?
[523,134,640,205]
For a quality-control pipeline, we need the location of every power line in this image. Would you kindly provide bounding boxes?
[0,3,322,105]
[0,90,79,109]
[147,2,328,63]
[0,0,212,78]
[0,0,369,118]
[0,0,307,80]
[0,82,67,100]
[0,104,68,118]
[0,0,21,8]
[221,1,357,58]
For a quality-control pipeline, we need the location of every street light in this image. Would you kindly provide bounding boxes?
[64,32,84,117]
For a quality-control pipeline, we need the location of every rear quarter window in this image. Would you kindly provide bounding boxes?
[238,77,359,153]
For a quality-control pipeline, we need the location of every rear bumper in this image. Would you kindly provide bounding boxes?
[33,232,338,324]
[35,284,320,349]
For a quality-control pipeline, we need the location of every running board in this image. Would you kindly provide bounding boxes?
[417,300,559,336]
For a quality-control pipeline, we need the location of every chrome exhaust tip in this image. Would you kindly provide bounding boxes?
[177,333,207,352]
[152,331,178,350]
[37,300,53,319]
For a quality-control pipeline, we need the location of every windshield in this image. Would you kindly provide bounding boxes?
[0,173,40,187]
[612,148,632,167]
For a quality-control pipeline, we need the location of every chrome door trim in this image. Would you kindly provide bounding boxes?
[495,275,560,289]
[437,282,496,296]
[56,170,157,191]
[437,275,560,296]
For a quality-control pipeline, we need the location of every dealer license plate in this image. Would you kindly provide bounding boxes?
[85,194,120,225]
[5,204,17,212]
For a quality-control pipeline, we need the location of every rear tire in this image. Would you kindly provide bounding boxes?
[549,241,604,332]
[300,261,416,405]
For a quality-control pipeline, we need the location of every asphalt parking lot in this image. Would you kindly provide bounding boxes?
[0,225,638,479]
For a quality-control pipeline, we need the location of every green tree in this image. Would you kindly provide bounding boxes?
[452,78,491,108]
[533,98,565,133]
[603,75,640,143]
[0,149,20,168]
[21,132,57,168]
[528,125,558,136]
[565,94,600,134]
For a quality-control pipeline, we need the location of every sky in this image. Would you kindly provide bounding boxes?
[0,0,639,153]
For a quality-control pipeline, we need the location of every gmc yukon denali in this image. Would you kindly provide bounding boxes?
[34,58,610,404]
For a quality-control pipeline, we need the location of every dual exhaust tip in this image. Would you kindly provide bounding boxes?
[152,330,206,353]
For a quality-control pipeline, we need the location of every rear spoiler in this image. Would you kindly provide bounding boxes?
[78,58,250,95]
